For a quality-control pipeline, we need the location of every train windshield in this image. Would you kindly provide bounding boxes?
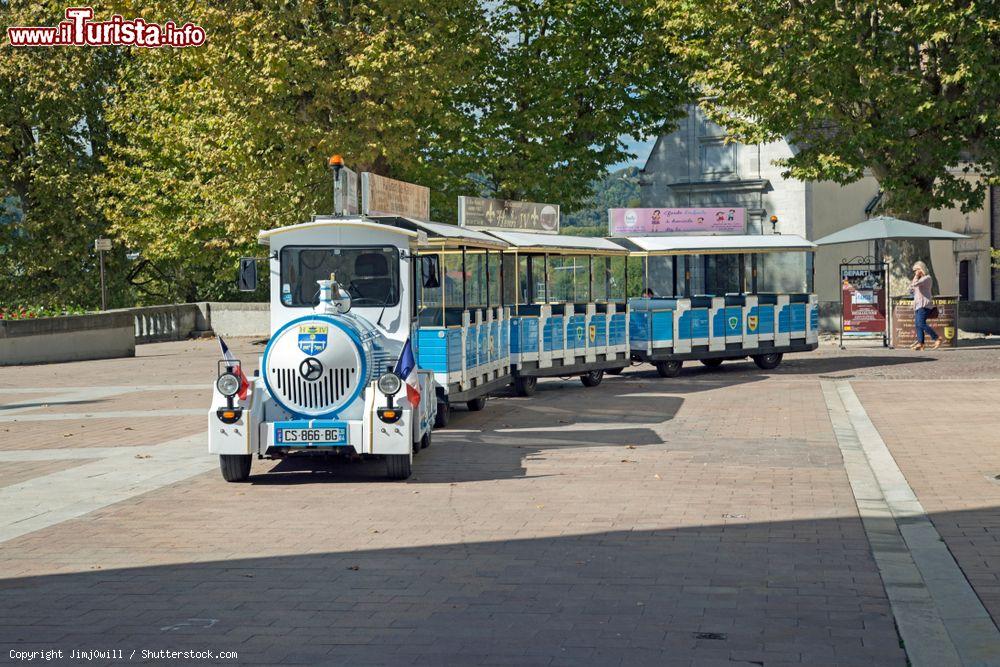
[280,246,400,307]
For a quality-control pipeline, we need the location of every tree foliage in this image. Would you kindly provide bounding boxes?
[100,0,488,302]
[462,1,685,210]
[0,1,124,308]
[656,0,1000,289]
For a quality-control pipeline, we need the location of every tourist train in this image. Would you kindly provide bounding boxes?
[208,209,818,482]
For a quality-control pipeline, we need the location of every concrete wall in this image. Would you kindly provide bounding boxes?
[0,313,135,366]
[958,301,1000,336]
[199,302,269,338]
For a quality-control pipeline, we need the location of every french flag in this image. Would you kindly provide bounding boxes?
[218,336,250,400]
[393,338,421,407]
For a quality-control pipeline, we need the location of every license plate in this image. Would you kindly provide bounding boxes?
[275,423,346,446]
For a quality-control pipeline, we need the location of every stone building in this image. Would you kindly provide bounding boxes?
[639,105,997,310]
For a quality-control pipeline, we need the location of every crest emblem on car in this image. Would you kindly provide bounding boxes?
[747,315,758,332]
[298,324,328,354]
[728,316,739,331]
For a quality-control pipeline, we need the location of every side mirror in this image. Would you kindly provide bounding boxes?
[238,258,258,292]
[421,255,441,289]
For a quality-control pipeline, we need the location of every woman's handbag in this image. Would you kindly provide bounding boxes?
[927,306,940,319]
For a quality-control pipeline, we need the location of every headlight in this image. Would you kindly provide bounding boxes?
[377,373,401,396]
[216,372,241,397]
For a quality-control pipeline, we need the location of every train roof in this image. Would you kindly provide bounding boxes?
[485,230,628,256]
[257,216,420,246]
[372,216,509,250]
[616,234,817,255]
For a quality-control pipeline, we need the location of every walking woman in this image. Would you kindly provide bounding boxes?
[909,261,940,350]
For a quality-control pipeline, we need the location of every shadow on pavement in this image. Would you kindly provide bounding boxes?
[0,514,922,665]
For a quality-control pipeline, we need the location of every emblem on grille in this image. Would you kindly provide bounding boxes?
[298,324,328,354]
[299,357,324,381]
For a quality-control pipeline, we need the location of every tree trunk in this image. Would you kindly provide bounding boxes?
[878,199,938,300]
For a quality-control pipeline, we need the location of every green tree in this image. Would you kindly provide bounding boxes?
[101,0,488,302]
[656,0,1000,291]
[459,0,687,210]
[0,2,124,309]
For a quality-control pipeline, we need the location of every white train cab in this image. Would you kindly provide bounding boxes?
[208,216,437,481]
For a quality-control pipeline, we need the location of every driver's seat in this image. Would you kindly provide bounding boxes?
[353,253,393,302]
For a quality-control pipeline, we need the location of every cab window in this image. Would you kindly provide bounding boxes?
[279,246,400,307]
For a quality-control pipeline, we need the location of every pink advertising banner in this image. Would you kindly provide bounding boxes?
[608,207,746,235]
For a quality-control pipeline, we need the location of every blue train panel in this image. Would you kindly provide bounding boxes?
[712,307,743,338]
[778,304,806,333]
[810,307,819,332]
[610,313,627,346]
[466,323,479,368]
[679,309,710,340]
[416,328,462,373]
[511,317,539,354]
[651,311,673,341]
[567,315,587,350]
[748,306,775,335]
[630,311,651,344]
[591,314,607,347]
[543,316,564,352]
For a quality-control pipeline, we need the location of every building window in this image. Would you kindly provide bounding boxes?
[699,140,736,176]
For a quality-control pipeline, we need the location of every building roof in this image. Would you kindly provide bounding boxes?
[616,234,816,255]
[485,230,628,255]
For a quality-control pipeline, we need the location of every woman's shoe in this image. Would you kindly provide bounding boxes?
[931,339,941,350]
[913,343,925,351]
[908,341,921,350]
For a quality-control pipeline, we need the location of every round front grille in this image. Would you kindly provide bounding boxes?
[264,316,370,416]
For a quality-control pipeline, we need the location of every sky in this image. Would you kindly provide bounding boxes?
[613,135,656,171]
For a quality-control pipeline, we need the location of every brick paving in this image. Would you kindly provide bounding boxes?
[0,338,998,664]
[854,378,1000,629]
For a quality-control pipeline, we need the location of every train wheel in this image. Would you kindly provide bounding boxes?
[386,454,412,480]
[580,369,604,387]
[700,358,724,368]
[421,432,431,449]
[514,375,537,397]
[219,454,251,482]
[434,400,450,428]
[467,396,487,411]
[753,352,783,370]
[655,360,682,378]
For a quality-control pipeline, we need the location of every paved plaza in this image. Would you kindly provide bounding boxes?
[1,338,1000,665]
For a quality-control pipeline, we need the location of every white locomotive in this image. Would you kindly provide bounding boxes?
[208,217,437,481]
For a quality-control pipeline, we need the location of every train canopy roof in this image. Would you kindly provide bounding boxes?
[257,216,420,246]
[616,234,817,255]
[372,216,509,251]
[485,230,628,256]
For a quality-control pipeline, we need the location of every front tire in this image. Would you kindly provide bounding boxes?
[420,432,431,449]
[386,454,412,480]
[466,395,487,411]
[580,369,604,387]
[655,360,682,378]
[700,358,724,368]
[434,400,450,428]
[753,352,783,370]
[220,454,251,482]
[514,375,537,397]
